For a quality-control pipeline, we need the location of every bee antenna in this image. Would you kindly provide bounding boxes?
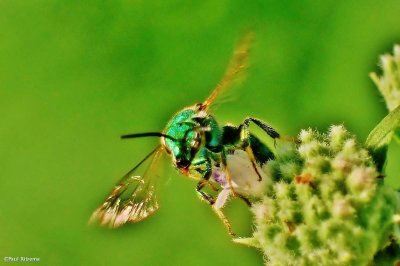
[120,132,177,141]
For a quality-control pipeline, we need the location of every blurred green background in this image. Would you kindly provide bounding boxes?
[1,0,400,265]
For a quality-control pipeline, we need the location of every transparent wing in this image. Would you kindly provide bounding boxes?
[89,145,164,228]
[202,32,254,110]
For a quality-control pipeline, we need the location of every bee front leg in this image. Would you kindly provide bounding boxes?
[212,205,236,237]
[194,157,216,205]
[196,180,215,205]
[196,181,235,236]
[195,163,236,237]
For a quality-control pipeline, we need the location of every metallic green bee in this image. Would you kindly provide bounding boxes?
[90,33,280,236]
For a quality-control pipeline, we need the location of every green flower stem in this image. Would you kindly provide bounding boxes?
[365,105,400,149]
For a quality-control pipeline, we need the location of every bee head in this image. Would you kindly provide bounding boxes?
[162,108,206,172]
[164,123,202,171]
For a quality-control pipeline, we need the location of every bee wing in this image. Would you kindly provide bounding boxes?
[202,32,254,110]
[89,145,164,228]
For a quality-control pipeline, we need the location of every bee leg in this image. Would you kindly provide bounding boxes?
[194,155,236,236]
[213,206,235,237]
[196,180,236,236]
[241,117,280,139]
[194,157,217,204]
[220,149,239,196]
[236,193,252,207]
[246,146,263,181]
[211,188,236,236]
[207,181,219,192]
[196,180,215,205]
[219,149,253,208]
[239,117,279,181]
[196,161,235,236]
[237,132,263,181]
[242,117,300,144]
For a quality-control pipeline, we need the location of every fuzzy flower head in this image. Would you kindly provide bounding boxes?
[250,125,398,266]
[370,44,400,111]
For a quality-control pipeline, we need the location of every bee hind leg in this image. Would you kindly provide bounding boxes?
[238,117,279,181]
[240,117,280,139]
[220,149,240,196]
[236,193,252,207]
[196,180,236,237]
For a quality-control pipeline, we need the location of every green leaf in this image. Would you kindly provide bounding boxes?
[365,105,400,171]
